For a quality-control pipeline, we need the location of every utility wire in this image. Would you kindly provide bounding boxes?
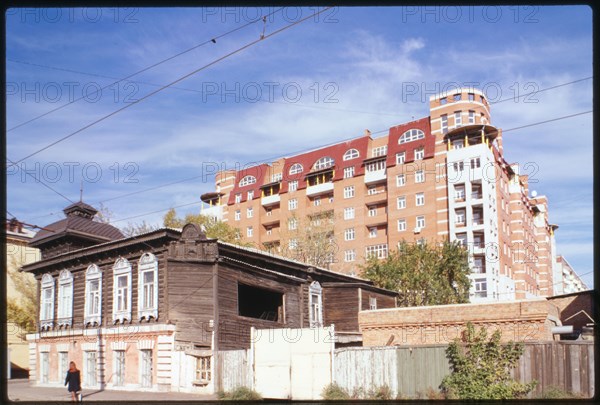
[7,7,329,169]
[6,157,75,204]
[6,7,284,133]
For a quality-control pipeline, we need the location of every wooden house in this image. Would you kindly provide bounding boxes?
[23,202,397,393]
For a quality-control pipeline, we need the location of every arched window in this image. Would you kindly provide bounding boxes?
[308,281,323,328]
[399,129,425,144]
[239,175,257,187]
[113,257,132,324]
[40,274,55,329]
[289,163,303,175]
[57,270,73,327]
[85,265,102,326]
[138,253,158,321]
[313,156,335,171]
[343,149,359,161]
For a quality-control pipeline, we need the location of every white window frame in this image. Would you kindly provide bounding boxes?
[343,186,355,199]
[288,218,298,230]
[112,257,132,324]
[195,356,212,383]
[343,166,355,178]
[114,350,126,386]
[343,149,359,161]
[369,227,377,238]
[441,114,448,134]
[455,209,466,225]
[247,207,253,218]
[84,264,102,326]
[344,228,355,241]
[314,156,335,170]
[468,110,475,124]
[57,270,73,327]
[313,197,321,206]
[288,180,298,192]
[239,175,256,187]
[271,173,283,182]
[140,349,153,388]
[288,198,298,210]
[416,216,425,229]
[40,274,55,330]
[289,163,303,175]
[308,281,323,328]
[372,145,387,157]
[396,152,405,165]
[138,253,158,321]
[369,297,378,310]
[58,351,69,382]
[247,226,253,237]
[399,129,425,144]
[397,196,406,210]
[235,193,242,204]
[455,111,462,126]
[365,244,388,259]
[84,350,98,387]
[414,147,425,160]
[344,207,355,220]
[368,206,377,217]
[247,190,254,200]
[415,170,425,183]
[234,210,241,221]
[366,160,386,172]
[344,249,356,262]
[398,219,407,232]
[396,174,405,187]
[416,193,425,206]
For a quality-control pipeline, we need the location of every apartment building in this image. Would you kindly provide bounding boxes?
[201,88,559,302]
[552,255,588,295]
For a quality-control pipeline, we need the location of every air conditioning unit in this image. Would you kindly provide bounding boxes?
[413,227,421,234]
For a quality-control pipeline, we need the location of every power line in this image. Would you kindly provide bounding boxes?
[6,8,284,133]
[6,157,75,204]
[7,7,331,169]
[489,77,593,105]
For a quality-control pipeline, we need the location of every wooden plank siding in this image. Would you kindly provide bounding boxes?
[322,286,360,332]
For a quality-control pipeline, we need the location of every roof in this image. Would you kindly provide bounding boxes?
[30,216,124,245]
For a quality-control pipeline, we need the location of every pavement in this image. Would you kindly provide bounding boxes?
[5,378,219,402]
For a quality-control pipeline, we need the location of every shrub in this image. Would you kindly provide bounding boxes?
[367,384,393,400]
[218,386,262,400]
[538,386,586,399]
[440,322,538,400]
[321,383,350,400]
[417,387,445,400]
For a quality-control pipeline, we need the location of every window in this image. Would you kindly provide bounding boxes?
[470,157,481,168]
[454,185,465,201]
[288,239,298,250]
[343,186,355,199]
[416,193,425,206]
[399,129,425,144]
[416,216,425,228]
[114,350,125,386]
[474,279,487,297]
[396,174,405,187]
[196,356,211,382]
[239,175,256,187]
[271,173,283,182]
[367,185,377,195]
[344,250,356,262]
[288,180,298,192]
[398,219,406,232]
[415,170,425,183]
[247,207,253,218]
[40,351,49,383]
[344,228,355,241]
[414,147,425,160]
[397,196,406,210]
[247,190,254,200]
[369,227,377,238]
[366,244,388,259]
[59,352,69,383]
[366,160,386,172]
[455,209,466,225]
[113,258,132,324]
[84,264,102,326]
[344,207,355,220]
[234,210,241,221]
[368,206,377,217]
[369,297,378,310]
[288,198,298,210]
[453,94,461,101]
[247,226,253,237]
[140,349,152,388]
[289,163,303,175]
[343,149,359,161]
[40,274,55,329]
[308,281,323,328]
[453,161,464,172]
[468,110,475,124]
[266,227,272,235]
[473,256,485,274]
[57,270,73,327]
[441,114,448,134]
[453,139,464,149]
[468,93,475,101]
[238,283,283,321]
[456,233,467,247]
[313,156,335,170]
[396,152,406,164]
[313,197,321,206]
[235,193,242,204]
[481,112,487,124]
[84,351,98,386]
[372,145,387,157]
[288,218,298,230]
[343,166,355,178]
[138,253,158,320]
[455,111,462,126]
[440,97,447,105]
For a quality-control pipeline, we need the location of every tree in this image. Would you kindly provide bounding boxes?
[441,322,537,399]
[277,210,338,268]
[163,208,248,245]
[361,239,471,306]
[120,220,159,237]
[6,253,37,335]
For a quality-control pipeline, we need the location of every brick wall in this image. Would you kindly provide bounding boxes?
[548,291,594,332]
[359,299,560,346]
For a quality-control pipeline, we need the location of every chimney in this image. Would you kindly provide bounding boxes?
[364,129,371,137]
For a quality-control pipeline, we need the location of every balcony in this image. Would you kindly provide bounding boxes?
[201,205,223,220]
[306,182,334,196]
[366,211,388,227]
[364,169,387,184]
[262,229,281,244]
[365,191,388,205]
[261,194,281,207]
[262,210,281,226]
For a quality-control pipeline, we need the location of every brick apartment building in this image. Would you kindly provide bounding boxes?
[201,88,560,302]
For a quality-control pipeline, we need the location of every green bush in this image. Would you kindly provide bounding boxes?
[321,383,350,400]
[440,322,538,400]
[538,386,586,399]
[218,386,262,400]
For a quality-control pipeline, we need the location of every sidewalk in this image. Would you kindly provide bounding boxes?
[6,379,218,402]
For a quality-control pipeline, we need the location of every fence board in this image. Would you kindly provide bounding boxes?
[216,350,251,392]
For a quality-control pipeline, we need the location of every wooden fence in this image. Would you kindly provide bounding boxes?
[215,341,594,399]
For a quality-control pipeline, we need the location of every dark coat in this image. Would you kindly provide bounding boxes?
[65,370,81,392]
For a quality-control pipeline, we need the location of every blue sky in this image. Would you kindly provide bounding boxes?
[5,6,593,287]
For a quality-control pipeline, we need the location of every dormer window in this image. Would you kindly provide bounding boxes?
[289,163,303,175]
[399,129,425,144]
[313,156,334,171]
[40,274,55,330]
[343,149,360,161]
[239,175,256,187]
[84,264,102,326]
[57,270,73,328]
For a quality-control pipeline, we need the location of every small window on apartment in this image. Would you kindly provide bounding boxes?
[235,193,242,204]
[313,197,321,206]
[398,219,407,232]
[453,161,464,172]
[453,139,464,149]
[313,156,335,170]
[238,283,283,322]
[288,198,298,210]
[288,180,298,192]
[397,196,406,210]
[396,152,406,165]
[239,175,257,187]
[344,207,355,220]
[343,166,355,178]
[343,149,360,161]
[455,111,462,126]
[247,207,253,218]
[372,145,387,157]
[344,186,355,199]
[399,129,425,144]
[455,185,465,201]
[288,218,298,230]
[271,173,283,183]
[455,209,466,225]
[416,193,425,206]
[470,158,481,169]
[369,227,377,238]
[396,174,405,187]
[441,114,448,134]
[344,249,356,262]
[344,228,355,241]
[247,190,254,200]
[468,110,475,124]
[415,170,425,183]
[247,226,253,237]
[440,97,447,105]
[468,93,475,101]
[414,148,425,160]
[368,206,377,217]
[234,210,241,221]
[289,163,303,175]
[453,94,461,101]
[416,216,425,229]
[266,227,272,235]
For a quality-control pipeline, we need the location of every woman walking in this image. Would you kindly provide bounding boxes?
[64,361,82,402]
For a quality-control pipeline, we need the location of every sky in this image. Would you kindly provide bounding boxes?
[5,6,593,288]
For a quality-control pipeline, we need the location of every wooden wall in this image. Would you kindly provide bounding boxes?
[322,286,360,332]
